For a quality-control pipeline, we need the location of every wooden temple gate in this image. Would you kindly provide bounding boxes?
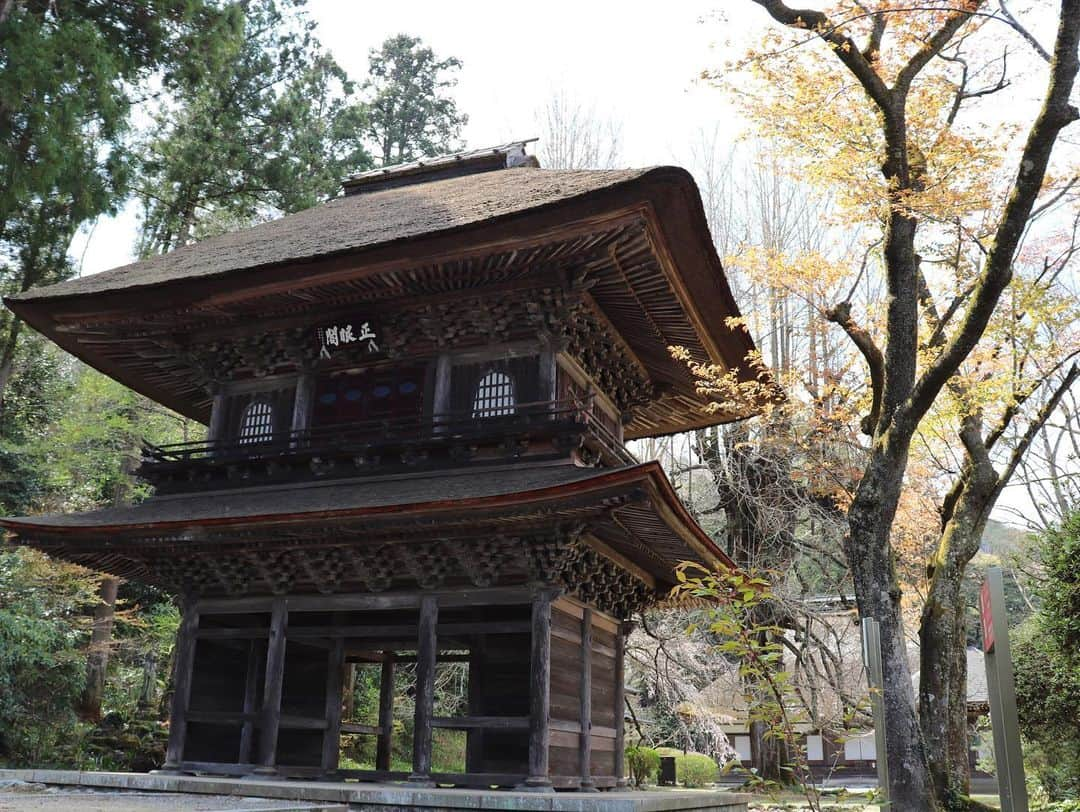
[1,142,764,791]
[166,588,627,789]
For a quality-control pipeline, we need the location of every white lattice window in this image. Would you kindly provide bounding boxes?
[472,369,516,418]
[238,400,274,444]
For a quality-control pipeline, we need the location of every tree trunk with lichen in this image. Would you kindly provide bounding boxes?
[845,439,937,811]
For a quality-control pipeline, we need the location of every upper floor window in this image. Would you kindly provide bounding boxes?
[472,369,516,418]
[238,399,275,444]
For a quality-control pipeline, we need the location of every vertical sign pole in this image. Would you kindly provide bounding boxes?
[861,617,889,809]
[982,567,1028,812]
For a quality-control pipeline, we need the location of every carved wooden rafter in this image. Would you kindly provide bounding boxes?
[104,526,656,618]
[157,282,654,413]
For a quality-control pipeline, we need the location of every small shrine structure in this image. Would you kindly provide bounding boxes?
[1,142,760,791]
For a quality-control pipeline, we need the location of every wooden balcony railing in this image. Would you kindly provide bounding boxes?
[139,398,636,494]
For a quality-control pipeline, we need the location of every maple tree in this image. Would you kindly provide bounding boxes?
[688,1,1080,807]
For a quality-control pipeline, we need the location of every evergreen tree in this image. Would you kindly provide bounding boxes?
[135,0,372,255]
[365,34,466,165]
[0,0,225,409]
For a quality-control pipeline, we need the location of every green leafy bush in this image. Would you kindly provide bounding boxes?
[677,752,718,788]
[1014,513,1080,802]
[625,745,660,787]
[1032,799,1080,812]
[0,549,97,767]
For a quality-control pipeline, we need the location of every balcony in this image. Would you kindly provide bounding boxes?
[139,398,635,495]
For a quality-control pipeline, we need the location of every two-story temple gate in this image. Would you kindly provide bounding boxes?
[1,141,763,790]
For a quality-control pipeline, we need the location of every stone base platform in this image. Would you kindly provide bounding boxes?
[0,771,750,812]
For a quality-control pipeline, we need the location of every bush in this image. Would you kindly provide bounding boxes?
[677,752,718,788]
[625,745,660,787]
[1032,799,1080,812]
[1014,514,1080,802]
[0,549,97,767]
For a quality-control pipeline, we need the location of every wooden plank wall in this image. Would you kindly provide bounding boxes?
[550,597,621,787]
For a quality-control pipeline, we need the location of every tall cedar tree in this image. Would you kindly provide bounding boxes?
[730,2,1080,808]
[364,34,467,165]
[0,0,224,411]
[136,0,372,255]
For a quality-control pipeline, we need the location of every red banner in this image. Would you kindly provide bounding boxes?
[981,580,995,653]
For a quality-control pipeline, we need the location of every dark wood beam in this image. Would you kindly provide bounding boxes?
[409,597,437,785]
[579,608,596,791]
[254,598,288,774]
[238,639,261,764]
[162,603,199,770]
[375,656,395,771]
[614,621,628,787]
[466,636,484,773]
[432,716,529,730]
[321,638,346,774]
[522,588,558,791]
[195,586,532,616]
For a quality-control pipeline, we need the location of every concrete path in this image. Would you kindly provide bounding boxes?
[0,771,750,812]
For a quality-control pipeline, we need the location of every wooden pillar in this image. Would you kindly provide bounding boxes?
[291,371,314,442]
[614,621,628,787]
[207,389,227,445]
[523,589,556,790]
[162,602,199,770]
[409,597,438,784]
[343,663,356,721]
[465,636,485,772]
[432,354,451,425]
[579,608,596,790]
[376,656,396,771]
[254,598,288,774]
[321,638,346,774]
[238,640,263,763]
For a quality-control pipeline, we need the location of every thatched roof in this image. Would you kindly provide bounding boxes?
[4,160,762,437]
[9,167,651,302]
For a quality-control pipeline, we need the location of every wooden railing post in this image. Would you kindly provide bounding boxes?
[376,656,396,771]
[522,588,557,791]
[254,598,288,775]
[161,601,199,771]
[409,597,438,785]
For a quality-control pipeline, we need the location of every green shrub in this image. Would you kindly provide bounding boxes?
[625,745,660,787]
[1032,800,1080,812]
[677,752,718,788]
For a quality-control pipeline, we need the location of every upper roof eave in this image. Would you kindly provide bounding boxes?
[4,164,766,435]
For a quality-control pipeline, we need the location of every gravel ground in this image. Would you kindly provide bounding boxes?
[0,787,322,812]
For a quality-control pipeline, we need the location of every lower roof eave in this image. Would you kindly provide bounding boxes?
[1,460,733,580]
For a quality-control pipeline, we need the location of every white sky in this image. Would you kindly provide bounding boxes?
[66,1,1056,526]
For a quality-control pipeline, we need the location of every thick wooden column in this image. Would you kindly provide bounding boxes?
[207,390,227,445]
[238,640,263,763]
[321,638,346,774]
[291,371,314,440]
[409,597,438,784]
[614,621,628,787]
[376,656,396,771]
[523,588,556,790]
[579,608,596,790]
[254,598,288,774]
[162,602,199,770]
[465,636,485,772]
